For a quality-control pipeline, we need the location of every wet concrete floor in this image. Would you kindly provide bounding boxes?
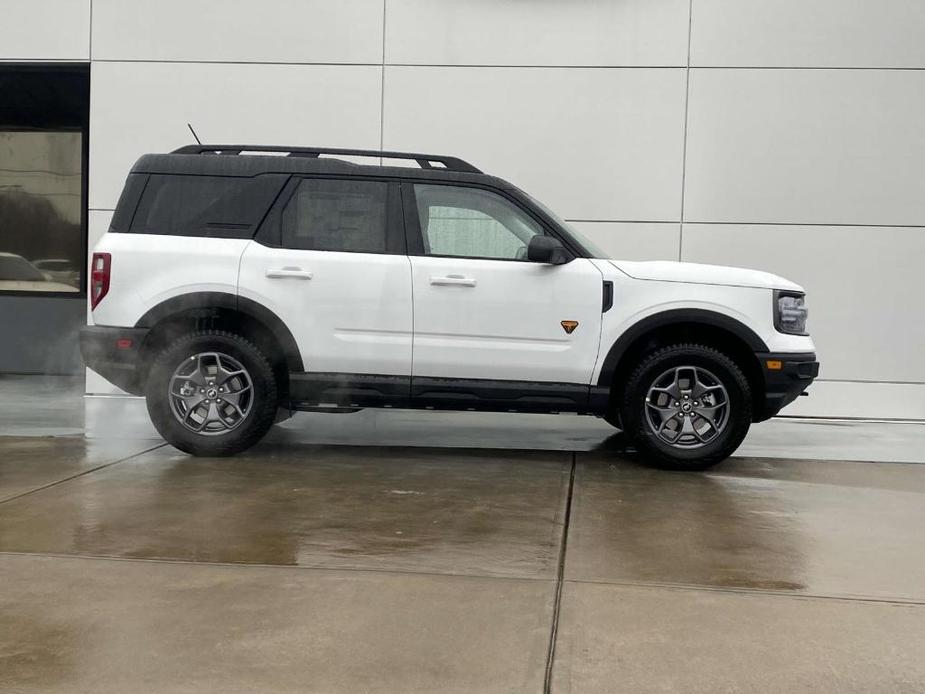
[1,376,925,692]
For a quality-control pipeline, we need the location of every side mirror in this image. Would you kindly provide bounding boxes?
[527,235,570,265]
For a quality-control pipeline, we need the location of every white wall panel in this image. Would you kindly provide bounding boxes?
[92,0,382,64]
[684,69,925,226]
[89,62,382,210]
[383,66,686,222]
[783,382,925,421]
[0,0,89,60]
[692,0,925,68]
[569,222,680,261]
[681,224,925,384]
[386,0,689,67]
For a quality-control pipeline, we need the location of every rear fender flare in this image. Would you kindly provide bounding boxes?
[135,292,303,372]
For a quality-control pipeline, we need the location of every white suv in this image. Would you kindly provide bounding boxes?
[81,145,818,469]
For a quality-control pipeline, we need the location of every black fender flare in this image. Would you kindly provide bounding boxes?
[596,308,768,387]
[135,292,304,372]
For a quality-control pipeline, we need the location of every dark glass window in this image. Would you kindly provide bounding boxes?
[129,174,283,238]
[0,67,88,297]
[0,131,83,292]
[281,179,388,253]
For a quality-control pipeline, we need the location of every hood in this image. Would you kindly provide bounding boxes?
[610,260,803,292]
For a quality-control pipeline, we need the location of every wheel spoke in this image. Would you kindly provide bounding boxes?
[692,414,718,441]
[223,399,246,420]
[657,412,680,435]
[692,382,724,399]
[646,401,677,418]
[694,404,724,423]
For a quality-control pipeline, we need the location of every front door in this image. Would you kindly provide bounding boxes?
[407,183,604,398]
[238,177,412,405]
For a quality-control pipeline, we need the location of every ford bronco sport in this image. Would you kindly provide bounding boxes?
[81,145,818,469]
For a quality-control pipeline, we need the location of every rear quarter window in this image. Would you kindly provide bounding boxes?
[125,174,286,238]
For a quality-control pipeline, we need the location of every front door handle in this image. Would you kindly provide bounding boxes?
[430,274,477,287]
[266,267,313,280]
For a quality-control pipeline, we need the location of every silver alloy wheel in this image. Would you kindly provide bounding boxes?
[168,352,254,436]
[644,365,730,449]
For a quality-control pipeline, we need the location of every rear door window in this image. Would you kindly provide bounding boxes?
[280,178,390,254]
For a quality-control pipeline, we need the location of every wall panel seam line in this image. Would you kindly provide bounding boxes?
[379,0,386,153]
[88,0,93,60]
[684,221,925,229]
[20,60,925,71]
[678,0,694,262]
[86,59,694,69]
[571,220,925,229]
[816,379,925,386]
[691,65,925,71]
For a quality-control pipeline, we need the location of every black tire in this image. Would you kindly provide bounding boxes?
[619,343,752,471]
[145,330,278,456]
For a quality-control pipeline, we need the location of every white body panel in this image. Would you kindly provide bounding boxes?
[89,233,249,327]
[590,259,815,383]
[89,232,814,392]
[410,256,604,383]
[238,243,412,375]
[613,260,804,292]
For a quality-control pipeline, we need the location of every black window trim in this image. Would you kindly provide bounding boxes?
[400,180,582,263]
[256,173,406,256]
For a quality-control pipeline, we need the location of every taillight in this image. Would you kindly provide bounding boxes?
[90,252,111,309]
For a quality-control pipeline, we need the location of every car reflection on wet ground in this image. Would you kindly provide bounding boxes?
[1,375,924,693]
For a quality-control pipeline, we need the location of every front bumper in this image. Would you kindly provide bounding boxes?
[754,351,819,421]
[80,325,150,395]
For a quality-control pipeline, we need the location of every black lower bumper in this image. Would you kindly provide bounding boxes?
[80,325,150,395]
[754,351,819,421]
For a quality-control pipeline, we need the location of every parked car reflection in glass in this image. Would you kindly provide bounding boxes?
[33,258,81,288]
[0,252,77,292]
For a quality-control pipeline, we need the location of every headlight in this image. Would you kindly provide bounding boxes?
[775,291,808,335]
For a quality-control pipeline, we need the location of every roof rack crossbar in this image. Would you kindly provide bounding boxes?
[170,144,482,174]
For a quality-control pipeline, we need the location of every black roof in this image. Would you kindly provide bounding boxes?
[131,144,514,189]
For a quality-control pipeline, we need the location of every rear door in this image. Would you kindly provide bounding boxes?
[238,177,412,405]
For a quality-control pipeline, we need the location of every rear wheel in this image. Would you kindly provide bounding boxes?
[145,330,278,456]
[619,344,752,470]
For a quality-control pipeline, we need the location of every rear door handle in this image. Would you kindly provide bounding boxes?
[430,274,477,287]
[266,267,313,280]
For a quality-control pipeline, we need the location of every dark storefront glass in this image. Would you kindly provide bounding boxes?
[0,67,88,297]
[0,130,83,291]
[0,66,89,373]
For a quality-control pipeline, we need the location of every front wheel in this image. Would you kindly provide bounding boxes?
[145,330,279,456]
[619,344,752,470]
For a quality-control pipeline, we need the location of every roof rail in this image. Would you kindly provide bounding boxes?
[170,144,482,174]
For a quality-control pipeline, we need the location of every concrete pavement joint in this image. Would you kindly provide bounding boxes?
[566,576,925,608]
[544,452,577,694]
[0,550,557,585]
[0,442,167,505]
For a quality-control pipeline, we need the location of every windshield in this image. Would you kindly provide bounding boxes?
[524,193,609,258]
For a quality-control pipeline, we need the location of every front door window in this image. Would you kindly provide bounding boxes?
[413,184,544,261]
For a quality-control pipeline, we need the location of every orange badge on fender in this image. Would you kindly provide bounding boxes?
[561,320,579,335]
